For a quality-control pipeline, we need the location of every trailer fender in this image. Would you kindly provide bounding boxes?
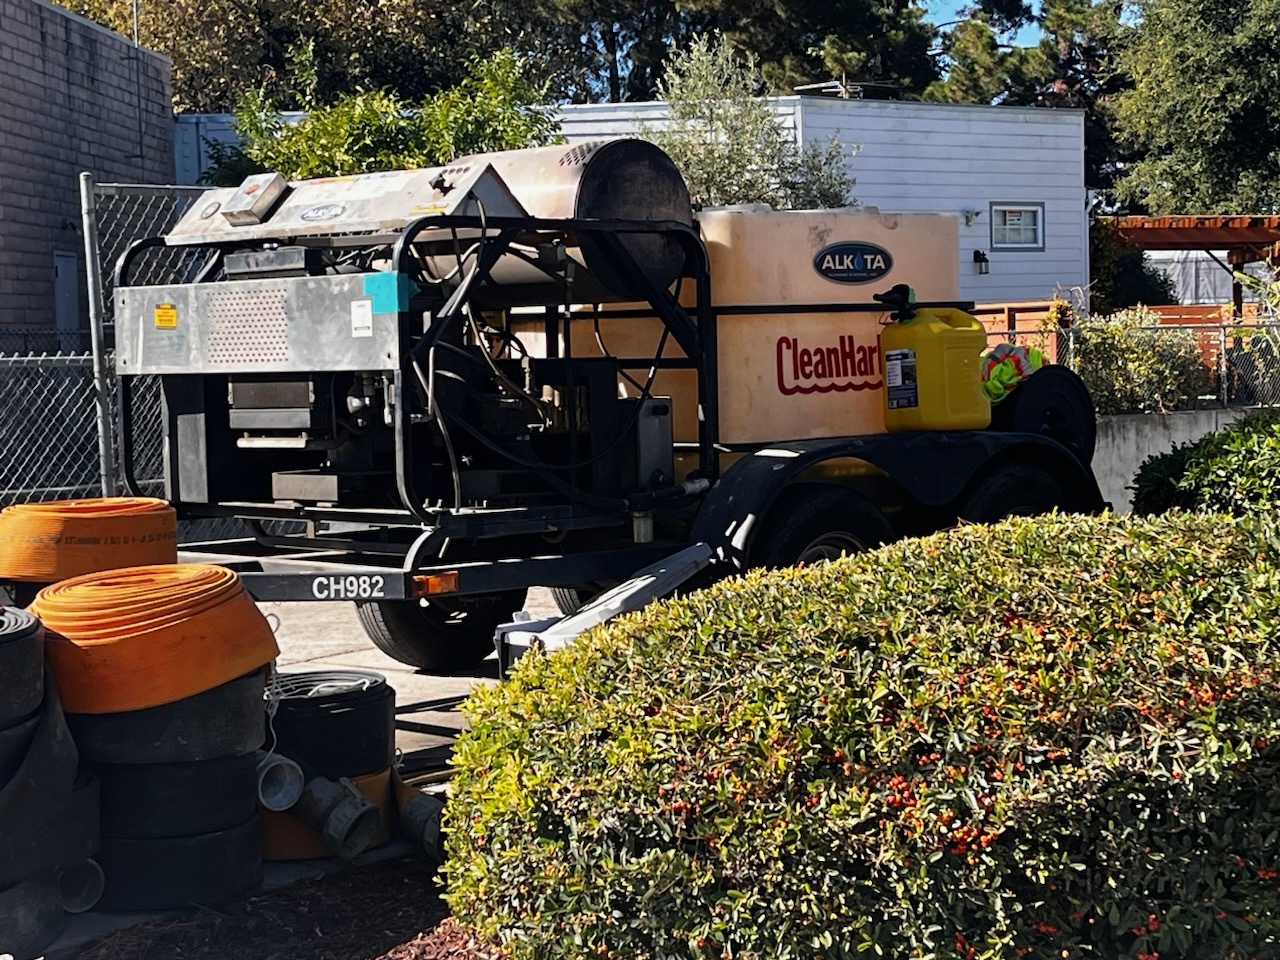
[689,433,1102,569]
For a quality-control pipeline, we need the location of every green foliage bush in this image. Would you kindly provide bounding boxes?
[1074,306,1213,415]
[1132,410,1280,517]
[207,50,559,183]
[445,512,1280,960]
[641,34,855,210]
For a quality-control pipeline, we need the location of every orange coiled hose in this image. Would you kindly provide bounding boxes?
[30,564,279,714]
[0,497,176,582]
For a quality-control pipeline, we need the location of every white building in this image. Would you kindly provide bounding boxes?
[174,97,1088,305]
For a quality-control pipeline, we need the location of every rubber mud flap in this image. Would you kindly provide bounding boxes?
[0,873,68,960]
[96,753,258,839]
[271,671,395,779]
[0,770,100,888]
[97,816,263,912]
[0,607,43,727]
[0,668,79,843]
[67,670,266,764]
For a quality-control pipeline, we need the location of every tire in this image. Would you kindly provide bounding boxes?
[0,874,67,960]
[95,754,259,839]
[751,486,894,569]
[0,710,38,788]
[0,771,100,888]
[96,817,262,912]
[0,607,43,727]
[270,671,395,780]
[66,670,266,764]
[0,669,79,842]
[355,590,527,671]
[550,584,612,616]
[957,463,1066,524]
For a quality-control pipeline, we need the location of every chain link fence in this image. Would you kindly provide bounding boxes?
[986,322,1280,413]
[0,353,102,507]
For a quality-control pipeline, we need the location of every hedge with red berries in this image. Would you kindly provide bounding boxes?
[444,512,1280,960]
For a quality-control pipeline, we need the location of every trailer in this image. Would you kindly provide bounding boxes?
[112,139,1102,671]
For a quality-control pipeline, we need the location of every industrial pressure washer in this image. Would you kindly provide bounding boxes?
[112,139,1102,670]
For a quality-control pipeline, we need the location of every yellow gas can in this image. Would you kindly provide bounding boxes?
[881,306,991,432]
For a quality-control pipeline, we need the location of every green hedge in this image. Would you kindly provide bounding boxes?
[445,512,1280,960]
[1132,410,1280,516]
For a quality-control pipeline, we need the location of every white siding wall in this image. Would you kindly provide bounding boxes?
[559,98,1087,305]
[174,98,1088,305]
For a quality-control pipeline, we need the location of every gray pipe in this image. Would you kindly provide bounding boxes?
[254,750,304,812]
[58,859,104,914]
[292,777,379,860]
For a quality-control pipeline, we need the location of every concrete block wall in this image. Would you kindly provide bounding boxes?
[1093,408,1250,513]
[0,0,172,335]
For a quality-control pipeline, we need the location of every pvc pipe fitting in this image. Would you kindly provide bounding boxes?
[255,750,304,812]
[57,859,105,914]
[398,792,446,866]
[292,777,379,860]
[392,772,446,866]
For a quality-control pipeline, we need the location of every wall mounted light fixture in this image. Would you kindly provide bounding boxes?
[973,250,990,275]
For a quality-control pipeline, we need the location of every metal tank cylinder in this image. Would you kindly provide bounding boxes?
[454,139,693,300]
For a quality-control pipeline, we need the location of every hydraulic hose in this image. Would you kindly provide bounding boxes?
[0,497,176,582]
[30,564,278,714]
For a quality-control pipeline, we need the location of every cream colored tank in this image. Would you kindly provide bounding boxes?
[511,206,960,447]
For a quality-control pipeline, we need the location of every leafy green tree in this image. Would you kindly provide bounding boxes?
[1112,0,1280,213]
[1088,219,1178,314]
[927,1,1129,194]
[57,0,579,112]
[215,52,560,181]
[924,17,1049,105]
[640,35,855,209]
[711,0,938,98]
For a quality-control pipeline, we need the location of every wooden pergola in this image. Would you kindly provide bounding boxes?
[1101,215,1280,316]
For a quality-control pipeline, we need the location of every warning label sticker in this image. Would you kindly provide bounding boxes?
[885,348,919,409]
[154,303,178,329]
[350,299,374,338]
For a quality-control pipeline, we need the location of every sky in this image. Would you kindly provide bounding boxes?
[923,1,1044,47]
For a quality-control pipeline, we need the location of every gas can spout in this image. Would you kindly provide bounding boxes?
[872,283,917,322]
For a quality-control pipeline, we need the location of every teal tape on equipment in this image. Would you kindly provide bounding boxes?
[362,272,417,313]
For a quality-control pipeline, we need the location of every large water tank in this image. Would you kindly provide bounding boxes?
[455,139,693,300]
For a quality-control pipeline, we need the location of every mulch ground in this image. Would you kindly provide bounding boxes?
[74,857,509,960]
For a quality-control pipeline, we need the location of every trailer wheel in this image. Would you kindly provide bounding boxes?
[958,463,1065,524]
[355,590,527,672]
[550,583,614,616]
[751,486,894,569]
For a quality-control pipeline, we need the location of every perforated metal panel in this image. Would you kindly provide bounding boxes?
[207,288,290,364]
[116,274,401,375]
[559,142,604,167]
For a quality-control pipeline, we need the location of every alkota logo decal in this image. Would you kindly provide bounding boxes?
[776,334,883,395]
[813,242,893,284]
[300,203,347,222]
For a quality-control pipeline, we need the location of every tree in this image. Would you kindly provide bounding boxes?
[57,0,580,112]
[710,0,938,98]
[924,17,1050,105]
[1111,0,1280,213]
[926,1,1130,194]
[1088,218,1178,314]
[215,51,560,181]
[640,35,855,210]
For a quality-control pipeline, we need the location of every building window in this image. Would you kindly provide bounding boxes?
[990,203,1045,251]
